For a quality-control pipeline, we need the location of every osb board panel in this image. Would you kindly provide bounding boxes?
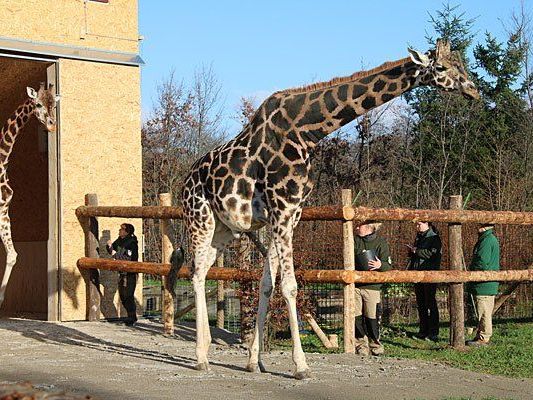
[0,0,138,54]
[0,241,47,317]
[0,57,50,242]
[59,59,142,321]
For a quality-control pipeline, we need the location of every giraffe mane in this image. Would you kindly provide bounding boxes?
[276,56,412,95]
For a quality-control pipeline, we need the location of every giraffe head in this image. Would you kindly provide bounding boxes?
[408,39,479,99]
[26,82,59,132]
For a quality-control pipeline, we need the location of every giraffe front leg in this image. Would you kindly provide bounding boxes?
[0,212,17,307]
[192,247,217,371]
[274,227,310,380]
[247,242,279,373]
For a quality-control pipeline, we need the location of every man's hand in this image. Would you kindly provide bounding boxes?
[368,257,382,271]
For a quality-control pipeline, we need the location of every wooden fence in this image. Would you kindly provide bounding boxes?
[76,192,533,351]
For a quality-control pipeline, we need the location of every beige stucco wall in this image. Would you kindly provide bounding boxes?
[0,0,138,54]
[59,58,142,321]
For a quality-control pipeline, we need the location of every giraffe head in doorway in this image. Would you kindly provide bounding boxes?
[408,39,479,99]
[26,82,59,132]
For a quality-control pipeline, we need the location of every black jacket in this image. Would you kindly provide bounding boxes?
[407,228,442,271]
[110,235,139,262]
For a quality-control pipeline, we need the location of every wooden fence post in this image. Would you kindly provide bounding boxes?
[448,195,465,348]
[159,193,175,335]
[216,255,225,329]
[342,189,356,353]
[83,194,100,321]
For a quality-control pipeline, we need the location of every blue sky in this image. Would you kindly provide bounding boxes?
[138,1,529,133]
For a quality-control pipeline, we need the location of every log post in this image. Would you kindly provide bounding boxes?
[159,193,175,335]
[216,255,225,329]
[83,194,100,321]
[342,189,356,353]
[448,195,465,348]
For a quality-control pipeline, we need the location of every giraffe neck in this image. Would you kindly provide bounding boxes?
[0,100,34,163]
[262,57,423,148]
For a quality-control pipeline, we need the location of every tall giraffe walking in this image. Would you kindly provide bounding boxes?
[0,83,58,308]
[173,40,479,378]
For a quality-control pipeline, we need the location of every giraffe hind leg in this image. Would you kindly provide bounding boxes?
[0,211,17,307]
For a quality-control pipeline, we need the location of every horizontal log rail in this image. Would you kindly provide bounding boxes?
[75,204,533,225]
[77,257,533,284]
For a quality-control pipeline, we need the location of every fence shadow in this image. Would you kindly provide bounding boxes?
[0,319,244,373]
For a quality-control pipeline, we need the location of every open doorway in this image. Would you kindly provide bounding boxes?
[0,55,59,320]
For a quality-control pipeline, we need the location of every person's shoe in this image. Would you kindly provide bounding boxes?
[466,339,489,347]
[355,345,370,356]
[124,316,138,326]
[413,333,428,340]
[426,335,439,342]
[370,345,384,356]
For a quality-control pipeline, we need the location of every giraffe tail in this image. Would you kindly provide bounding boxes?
[168,247,185,297]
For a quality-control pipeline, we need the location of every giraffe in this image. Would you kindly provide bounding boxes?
[171,39,479,379]
[0,83,59,308]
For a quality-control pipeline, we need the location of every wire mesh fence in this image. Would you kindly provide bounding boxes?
[142,219,533,334]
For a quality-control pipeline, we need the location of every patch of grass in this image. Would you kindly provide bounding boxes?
[271,320,533,379]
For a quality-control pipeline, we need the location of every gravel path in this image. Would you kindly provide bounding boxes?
[1,318,531,400]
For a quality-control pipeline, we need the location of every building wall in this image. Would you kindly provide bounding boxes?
[0,0,139,54]
[59,58,142,321]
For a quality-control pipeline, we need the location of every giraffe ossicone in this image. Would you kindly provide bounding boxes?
[0,83,58,308]
[173,39,479,379]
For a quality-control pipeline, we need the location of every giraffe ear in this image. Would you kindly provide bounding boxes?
[408,48,430,67]
[26,87,38,99]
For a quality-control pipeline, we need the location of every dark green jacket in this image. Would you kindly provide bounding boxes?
[468,229,500,296]
[407,228,442,271]
[354,233,392,290]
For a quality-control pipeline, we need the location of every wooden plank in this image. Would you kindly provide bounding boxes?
[159,193,174,335]
[77,257,533,283]
[83,194,101,321]
[448,195,465,349]
[342,189,355,353]
[76,204,533,225]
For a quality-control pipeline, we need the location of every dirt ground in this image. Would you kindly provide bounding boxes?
[0,318,531,400]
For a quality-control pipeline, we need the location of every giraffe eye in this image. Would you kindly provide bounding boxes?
[435,65,447,72]
[36,103,43,108]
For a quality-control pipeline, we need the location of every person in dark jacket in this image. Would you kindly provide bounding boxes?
[407,221,442,341]
[107,223,139,326]
[466,224,500,346]
[353,221,392,356]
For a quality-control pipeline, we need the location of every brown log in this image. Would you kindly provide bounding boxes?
[76,204,533,225]
[216,255,225,329]
[346,206,533,225]
[77,258,533,283]
[76,205,183,219]
[342,189,356,353]
[303,313,335,349]
[448,195,465,349]
[82,194,101,322]
[159,193,175,335]
[494,281,523,314]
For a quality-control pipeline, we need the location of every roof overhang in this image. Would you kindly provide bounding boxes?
[0,36,144,66]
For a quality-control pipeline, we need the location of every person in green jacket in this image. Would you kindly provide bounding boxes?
[353,221,392,356]
[407,221,442,341]
[466,224,500,346]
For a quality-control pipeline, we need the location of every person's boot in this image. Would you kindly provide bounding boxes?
[125,311,138,326]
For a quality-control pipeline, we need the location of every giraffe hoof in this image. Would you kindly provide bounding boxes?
[245,363,260,373]
[294,369,311,380]
[195,362,210,371]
